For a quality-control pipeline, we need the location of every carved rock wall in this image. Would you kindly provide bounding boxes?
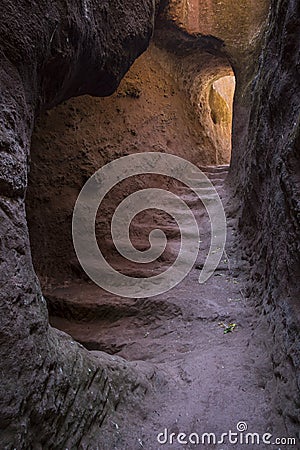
[0,1,156,447]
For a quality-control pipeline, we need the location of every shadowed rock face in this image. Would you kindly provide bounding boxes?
[0,1,157,448]
[231,0,300,435]
[1,0,156,103]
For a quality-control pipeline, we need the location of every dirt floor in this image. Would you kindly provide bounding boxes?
[43,165,289,450]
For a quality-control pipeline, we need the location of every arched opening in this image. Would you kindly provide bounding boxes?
[26,42,236,291]
[191,65,236,165]
[209,74,235,156]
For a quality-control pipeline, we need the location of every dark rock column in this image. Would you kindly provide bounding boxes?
[230,0,300,436]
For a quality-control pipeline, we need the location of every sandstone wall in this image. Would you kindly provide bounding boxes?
[230,0,300,435]
[161,0,270,73]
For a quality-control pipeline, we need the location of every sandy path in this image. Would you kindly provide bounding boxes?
[47,166,287,450]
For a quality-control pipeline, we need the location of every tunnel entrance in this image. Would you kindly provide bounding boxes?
[190,63,236,166]
[26,43,236,288]
[209,74,236,157]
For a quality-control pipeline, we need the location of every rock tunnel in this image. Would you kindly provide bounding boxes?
[0,0,299,448]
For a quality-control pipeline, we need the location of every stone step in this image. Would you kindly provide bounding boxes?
[199,165,230,173]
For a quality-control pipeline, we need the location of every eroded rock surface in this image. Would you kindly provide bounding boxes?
[26,40,234,282]
[230,0,300,435]
[0,1,157,447]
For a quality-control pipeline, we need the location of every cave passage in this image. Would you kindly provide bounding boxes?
[208,74,235,157]
[25,42,287,448]
[26,42,236,284]
[1,0,299,447]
